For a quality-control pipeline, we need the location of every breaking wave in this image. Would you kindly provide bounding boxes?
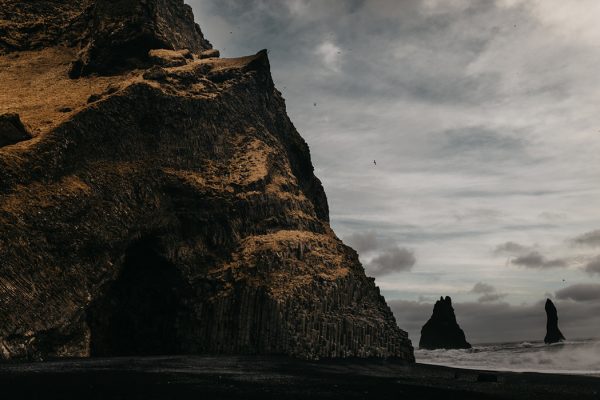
[415,338,600,376]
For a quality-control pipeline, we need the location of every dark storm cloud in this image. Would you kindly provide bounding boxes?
[585,256,600,275]
[556,284,600,302]
[511,251,567,269]
[369,246,416,276]
[390,299,600,344]
[572,230,600,247]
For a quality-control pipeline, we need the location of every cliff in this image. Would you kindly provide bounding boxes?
[544,299,565,344]
[419,297,471,350]
[0,0,414,361]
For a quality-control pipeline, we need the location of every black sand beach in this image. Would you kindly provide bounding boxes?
[1,356,599,399]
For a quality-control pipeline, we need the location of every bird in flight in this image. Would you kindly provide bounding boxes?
[373,160,376,166]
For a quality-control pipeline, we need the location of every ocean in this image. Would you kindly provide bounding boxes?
[415,338,600,376]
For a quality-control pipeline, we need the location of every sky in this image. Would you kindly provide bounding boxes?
[190,0,600,344]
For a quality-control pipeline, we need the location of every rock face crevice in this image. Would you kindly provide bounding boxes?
[544,299,565,344]
[0,0,414,362]
[419,296,471,350]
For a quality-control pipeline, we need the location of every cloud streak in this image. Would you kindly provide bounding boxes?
[585,256,600,275]
[556,284,600,302]
[511,251,567,269]
[572,230,600,248]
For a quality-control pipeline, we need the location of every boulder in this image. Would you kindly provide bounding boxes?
[200,49,221,59]
[148,49,190,67]
[544,299,565,344]
[0,113,32,147]
[419,296,471,350]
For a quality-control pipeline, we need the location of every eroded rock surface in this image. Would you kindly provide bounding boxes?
[419,296,471,350]
[0,0,414,362]
[544,299,565,344]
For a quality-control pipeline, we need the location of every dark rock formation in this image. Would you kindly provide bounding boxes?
[0,0,211,77]
[69,0,213,77]
[544,299,565,344]
[0,113,32,147]
[419,296,471,350]
[0,0,414,362]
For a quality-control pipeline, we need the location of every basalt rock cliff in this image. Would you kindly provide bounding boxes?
[419,296,471,350]
[544,299,565,344]
[0,0,414,361]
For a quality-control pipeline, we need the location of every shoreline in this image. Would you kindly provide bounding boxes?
[1,355,599,399]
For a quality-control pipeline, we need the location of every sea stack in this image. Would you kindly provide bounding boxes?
[0,0,414,362]
[419,296,471,350]
[544,299,565,344]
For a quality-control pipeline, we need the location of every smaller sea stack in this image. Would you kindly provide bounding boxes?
[419,296,471,350]
[544,299,565,344]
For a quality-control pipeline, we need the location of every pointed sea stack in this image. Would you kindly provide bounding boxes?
[0,0,414,362]
[544,299,565,344]
[419,296,471,350]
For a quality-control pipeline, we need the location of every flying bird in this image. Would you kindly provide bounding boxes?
[373,160,376,166]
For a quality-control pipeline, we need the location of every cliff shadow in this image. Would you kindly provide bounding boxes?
[86,237,188,356]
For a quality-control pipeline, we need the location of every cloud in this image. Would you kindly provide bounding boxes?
[493,241,533,256]
[511,251,567,269]
[368,246,416,276]
[572,230,600,248]
[555,284,600,302]
[453,208,503,223]
[438,126,528,164]
[471,282,495,294]
[476,293,508,303]
[585,255,600,275]
[315,40,342,72]
[470,282,508,303]
[344,231,378,254]
[344,231,415,276]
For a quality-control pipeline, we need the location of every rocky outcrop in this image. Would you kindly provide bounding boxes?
[69,0,212,77]
[544,299,565,344]
[419,297,471,350]
[0,0,211,77]
[0,0,413,362]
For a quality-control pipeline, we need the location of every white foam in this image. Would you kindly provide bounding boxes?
[415,339,600,376]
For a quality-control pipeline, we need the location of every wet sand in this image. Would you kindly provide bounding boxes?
[1,355,599,399]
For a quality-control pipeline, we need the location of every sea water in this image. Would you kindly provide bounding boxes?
[415,338,600,376]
